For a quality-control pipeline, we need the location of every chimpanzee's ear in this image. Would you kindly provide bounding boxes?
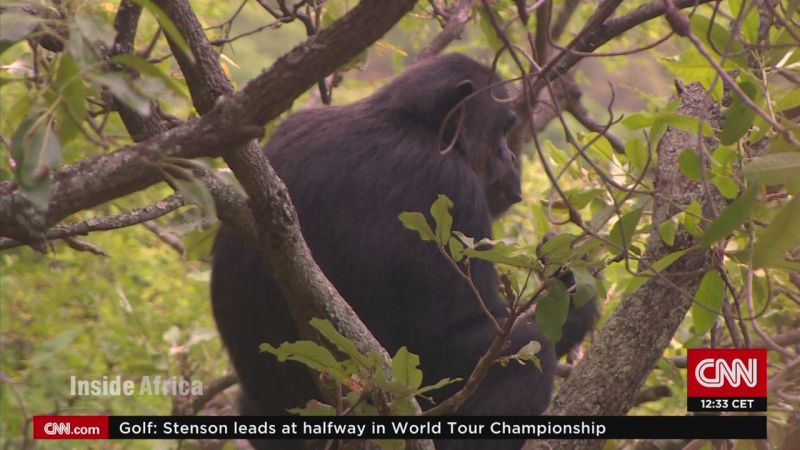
[455,80,474,101]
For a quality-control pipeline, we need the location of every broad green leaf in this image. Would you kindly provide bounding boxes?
[534,280,569,345]
[477,9,503,51]
[678,148,703,182]
[10,117,61,210]
[447,236,465,262]
[391,346,423,390]
[720,79,759,145]
[430,194,454,244]
[683,202,703,237]
[743,153,800,187]
[690,13,745,65]
[166,171,217,220]
[565,189,605,210]
[699,183,757,246]
[510,340,542,370]
[183,224,219,260]
[0,12,40,55]
[692,270,725,335]
[571,266,596,307]
[539,233,576,266]
[608,207,644,253]
[657,358,685,388]
[729,0,760,43]
[624,138,649,177]
[658,217,678,246]
[310,318,373,368]
[660,50,723,100]
[463,240,541,269]
[775,88,800,113]
[91,73,151,116]
[52,55,87,144]
[627,250,688,293]
[621,113,655,129]
[399,212,435,242]
[111,54,188,97]
[752,196,800,269]
[288,400,337,416]
[260,341,348,380]
[713,175,740,199]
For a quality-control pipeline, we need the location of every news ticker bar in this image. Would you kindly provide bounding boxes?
[33,415,766,440]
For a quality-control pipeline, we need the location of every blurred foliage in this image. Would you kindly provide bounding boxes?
[1,0,798,449]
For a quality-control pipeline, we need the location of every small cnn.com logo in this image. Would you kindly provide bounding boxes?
[687,349,767,412]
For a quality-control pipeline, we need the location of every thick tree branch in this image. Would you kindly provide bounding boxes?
[151,3,432,447]
[0,0,416,248]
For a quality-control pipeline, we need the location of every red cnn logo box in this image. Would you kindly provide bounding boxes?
[687,349,767,398]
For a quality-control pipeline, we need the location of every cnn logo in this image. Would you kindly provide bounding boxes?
[687,349,767,398]
[695,358,758,388]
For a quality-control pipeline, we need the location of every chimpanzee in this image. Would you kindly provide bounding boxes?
[211,53,595,450]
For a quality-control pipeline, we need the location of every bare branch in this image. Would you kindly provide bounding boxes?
[417,0,478,60]
[0,196,184,251]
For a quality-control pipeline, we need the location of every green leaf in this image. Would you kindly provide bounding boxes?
[720,79,759,145]
[692,271,725,335]
[416,377,459,395]
[683,202,703,237]
[288,400,337,416]
[534,280,569,345]
[689,13,746,66]
[608,207,644,253]
[10,118,61,210]
[627,250,688,293]
[511,340,542,370]
[430,194,454,244]
[183,223,219,260]
[391,346,423,390]
[463,240,541,269]
[752,196,800,269]
[570,266,596,307]
[0,11,40,55]
[310,318,373,368]
[660,50,724,101]
[91,73,151,116]
[658,217,678,246]
[774,88,800,113]
[678,149,703,182]
[260,341,348,380]
[447,236,465,262]
[167,172,217,220]
[538,233,576,266]
[399,212,435,242]
[743,153,800,187]
[624,138,649,177]
[564,189,605,210]
[52,55,87,144]
[657,358,685,388]
[699,183,757,246]
[713,175,740,199]
[111,54,188,98]
[135,0,195,64]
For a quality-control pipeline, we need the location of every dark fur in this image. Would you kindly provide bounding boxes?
[211,54,594,450]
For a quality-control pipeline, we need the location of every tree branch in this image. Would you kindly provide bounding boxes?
[150,3,432,448]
